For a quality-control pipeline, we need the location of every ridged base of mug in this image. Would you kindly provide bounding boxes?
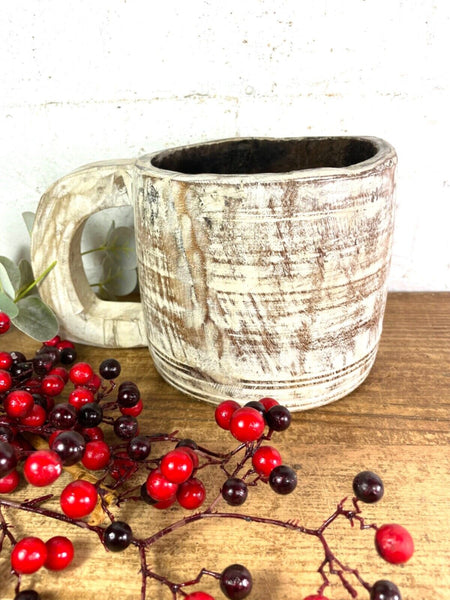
[148,343,379,411]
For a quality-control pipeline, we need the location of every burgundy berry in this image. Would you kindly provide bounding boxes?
[161,449,194,484]
[221,477,248,506]
[220,563,253,600]
[229,407,265,442]
[23,450,62,487]
[10,536,48,574]
[49,402,78,429]
[10,361,33,381]
[176,477,206,509]
[214,399,240,430]
[9,350,27,364]
[113,415,139,440]
[14,591,41,600]
[99,358,121,380]
[32,353,55,376]
[69,362,94,386]
[0,441,18,478]
[44,536,74,571]
[0,424,14,443]
[370,580,402,600]
[127,435,151,461]
[82,440,111,470]
[353,470,384,503]
[244,400,266,416]
[265,404,291,432]
[185,593,215,600]
[140,482,158,505]
[60,480,98,519]
[117,381,140,408]
[59,347,77,365]
[0,311,11,334]
[251,445,282,477]
[375,523,414,564]
[77,402,103,428]
[176,438,198,450]
[103,521,133,552]
[269,465,297,495]
[51,430,86,466]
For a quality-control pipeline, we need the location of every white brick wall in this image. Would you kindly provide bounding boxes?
[1,0,449,290]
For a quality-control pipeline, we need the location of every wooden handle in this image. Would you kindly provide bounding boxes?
[30,159,147,347]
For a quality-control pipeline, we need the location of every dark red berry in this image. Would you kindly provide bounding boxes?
[60,480,98,518]
[49,402,78,429]
[176,477,206,509]
[103,521,132,552]
[77,403,103,428]
[229,407,265,442]
[215,400,240,430]
[269,465,297,495]
[251,445,282,477]
[221,478,248,506]
[99,358,121,380]
[23,450,62,487]
[127,436,151,461]
[117,381,140,408]
[370,580,402,600]
[59,347,77,365]
[0,311,11,334]
[14,590,41,600]
[375,524,414,564]
[265,404,291,432]
[32,353,55,376]
[113,415,139,440]
[51,430,86,466]
[44,536,74,571]
[11,536,47,574]
[220,563,252,600]
[0,441,18,478]
[353,470,384,503]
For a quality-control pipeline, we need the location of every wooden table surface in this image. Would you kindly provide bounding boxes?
[0,292,449,600]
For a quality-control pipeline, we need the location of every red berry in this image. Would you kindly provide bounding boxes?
[229,407,265,442]
[215,400,241,430]
[375,523,414,564]
[303,596,330,600]
[0,469,20,493]
[0,369,12,392]
[44,335,61,347]
[161,449,194,484]
[176,477,206,510]
[82,440,111,470]
[0,351,13,369]
[49,366,69,383]
[84,373,101,392]
[23,450,62,487]
[69,387,95,410]
[11,536,47,574]
[251,445,282,477]
[119,398,143,417]
[69,362,94,386]
[44,535,74,571]
[259,397,279,411]
[177,446,199,469]
[146,468,178,502]
[20,403,47,427]
[41,373,65,397]
[0,311,11,334]
[151,496,177,510]
[78,426,104,441]
[60,480,98,519]
[185,593,216,600]
[4,390,34,418]
[56,340,75,350]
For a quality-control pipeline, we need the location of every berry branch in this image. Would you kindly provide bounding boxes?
[0,339,413,600]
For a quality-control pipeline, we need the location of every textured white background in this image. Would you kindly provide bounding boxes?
[0,0,449,290]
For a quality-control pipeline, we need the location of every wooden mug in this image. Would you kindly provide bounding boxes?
[31,137,397,410]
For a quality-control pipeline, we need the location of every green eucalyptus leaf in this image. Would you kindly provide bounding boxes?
[104,220,116,245]
[12,296,59,341]
[96,286,118,301]
[102,255,137,296]
[18,259,35,293]
[0,256,21,293]
[0,263,15,298]
[22,211,36,235]
[0,291,19,318]
[105,226,137,270]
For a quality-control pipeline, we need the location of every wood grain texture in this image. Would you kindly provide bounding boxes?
[0,292,448,600]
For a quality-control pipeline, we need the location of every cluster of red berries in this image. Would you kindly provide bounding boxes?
[0,336,414,600]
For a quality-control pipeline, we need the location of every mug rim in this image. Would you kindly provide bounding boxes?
[136,135,397,183]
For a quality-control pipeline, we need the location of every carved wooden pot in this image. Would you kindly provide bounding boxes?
[31,137,397,410]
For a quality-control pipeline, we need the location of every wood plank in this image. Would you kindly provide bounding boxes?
[0,292,449,600]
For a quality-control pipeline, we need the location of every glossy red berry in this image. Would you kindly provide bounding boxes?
[161,449,194,484]
[60,480,98,519]
[375,524,414,564]
[229,407,265,442]
[0,311,11,334]
[303,595,331,600]
[119,398,143,417]
[0,368,12,392]
[23,450,62,487]
[69,362,94,386]
[20,403,47,427]
[4,390,34,418]
[259,397,279,411]
[69,387,95,409]
[177,477,206,509]
[0,469,20,493]
[44,335,61,347]
[82,440,111,470]
[215,400,241,430]
[185,593,216,600]
[146,468,178,502]
[11,536,47,574]
[0,351,13,369]
[41,373,65,397]
[44,536,74,571]
[251,445,282,477]
[49,366,69,383]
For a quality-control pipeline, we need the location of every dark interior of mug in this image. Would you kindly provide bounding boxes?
[151,138,379,175]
